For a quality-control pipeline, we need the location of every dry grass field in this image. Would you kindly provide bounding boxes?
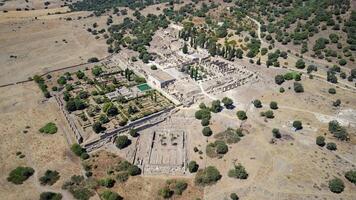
[0,82,82,200]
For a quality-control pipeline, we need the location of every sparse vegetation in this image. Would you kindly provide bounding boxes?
[7,166,35,184]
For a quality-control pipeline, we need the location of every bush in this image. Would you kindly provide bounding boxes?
[39,122,58,134]
[40,192,63,200]
[228,164,248,179]
[279,87,285,93]
[272,128,281,138]
[99,178,115,188]
[129,129,139,137]
[215,141,228,154]
[201,118,210,126]
[293,82,304,93]
[328,178,344,193]
[195,166,221,186]
[230,193,239,200]
[264,110,274,118]
[127,165,141,176]
[100,190,123,200]
[116,172,129,183]
[236,110,247,120]
[116,135,131,149]
[188,161,199,173]
[195,109,211,120]
[222,97,234,108]
[87,57,99,63]
[7,166,35,184]
[158,187,173,199]
[270,101,278,110]
[326,142,337,150]
[71,144,86,157]
[328,88,336,94]
[333,99,341,107]
[328,120,348,140]
[295,59,305,69]
[202,127,213,137]
[316,136,326,147]
[275,75,285,85]
[39,170,60,185]
[253,99,262,108]
[345,170,356,184]
[80,153,90,160]
[293,121,303,130]
[92,121,105,133]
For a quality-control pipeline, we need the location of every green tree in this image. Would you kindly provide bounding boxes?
[40,192,63,200]
[195,166,221,186]
[270,101,278,110]
[253,99,262,108]
[316,136,326,147]
[222,97,234,108]
[295,59,305,69]
[329,178,344,193]
[345,170,356,184]
[293,121,303,130]
[326,142,337,150]
[116,135,131,149]
[275,75,285,85]
[228,164,248,179]
[188,161,199,173]
[202,127,213,137]
[236,111,247,120]
[7,167,35,184]
[100,190,123,200]
[272,128,281,138]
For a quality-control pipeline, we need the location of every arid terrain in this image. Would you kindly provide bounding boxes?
[0,0,355,200]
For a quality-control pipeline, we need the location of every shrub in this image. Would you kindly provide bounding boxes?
[92,121,105,133]
[195,166,221,186]
[293,121,303,130]
[71,144,86,157]
[215,141,228,154]
[328,88,336,94]
[236,110,247,120]
[253,99,262,108]
[316,136,326,147]
[127,165,141,176]
[116,172,129,183]
[201,118,210,126]
[88,57,99,63]
[99,178,115,188]
[39,170,60,185]
[279,87,285,93]
[158,187,173,199]
[116,135,131,149]
[40,192,63,200]
[264,110,274,118]
[272,128,281,138]
[210,100,222,113]
[293,82,304,93]
[188,161,199,173]
[222,97,234,108]
[129,129,139,137]
[326,142,337,150]
[328,120,348,140]
[275,75,285,85]
[202,127,213,137]
[80,153,90,160]
[100,190,123,200]
[195,109,211,120]
[270,101,278,110]
[328,178,344,193]
[7,166,35,184]
[333,99,341,107]
[345,170,356,184]
[295,59,305,69]
[39,122,58,134]
[228,164,248,179]
[230,193,239,200]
